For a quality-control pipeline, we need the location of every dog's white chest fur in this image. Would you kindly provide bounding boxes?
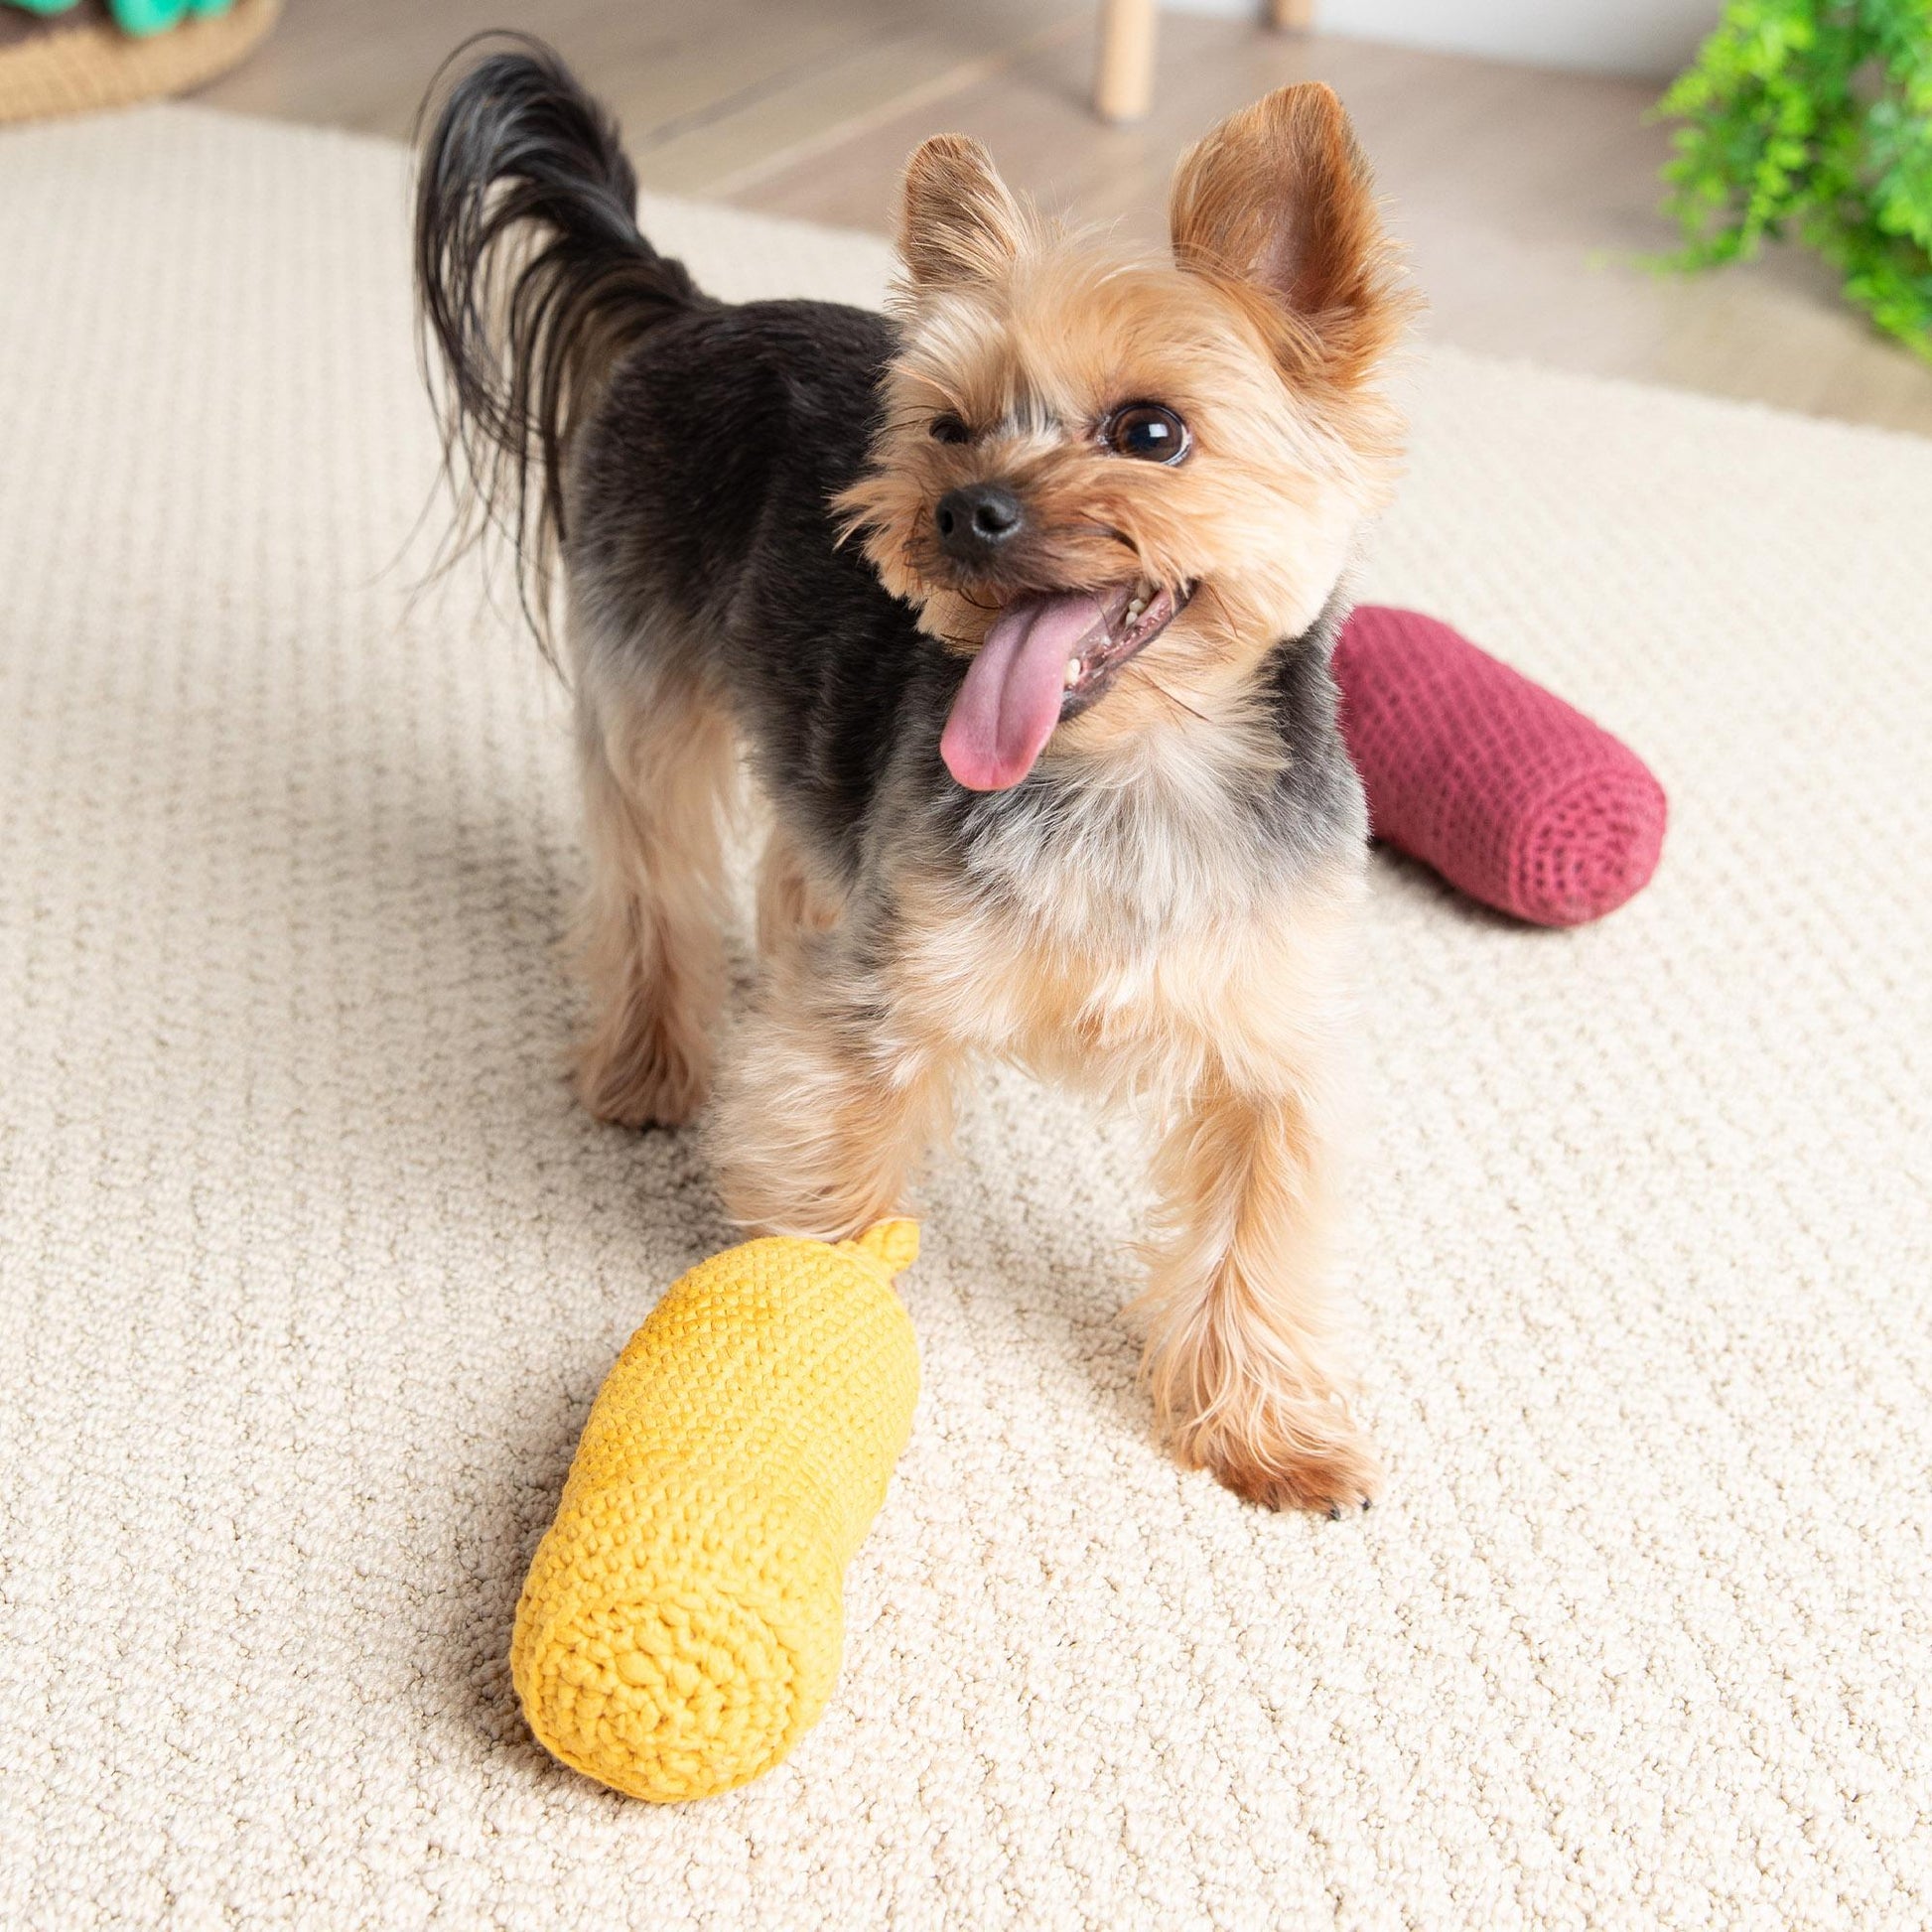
[899,724,1360,1102]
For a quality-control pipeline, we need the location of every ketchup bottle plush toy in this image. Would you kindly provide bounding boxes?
[1333,606,1667,927]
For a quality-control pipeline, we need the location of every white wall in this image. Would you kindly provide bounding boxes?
[1162,0,1720,79]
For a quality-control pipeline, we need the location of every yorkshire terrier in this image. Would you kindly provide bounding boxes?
[416,38,1410,1513]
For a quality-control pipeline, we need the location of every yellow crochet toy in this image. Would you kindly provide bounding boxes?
[510,1219,920,1802]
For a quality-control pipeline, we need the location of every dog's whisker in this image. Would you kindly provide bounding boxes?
[1131,666,1213,726]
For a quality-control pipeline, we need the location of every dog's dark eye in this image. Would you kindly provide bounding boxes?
[1105,403,1188,464]
[929,413,971,445]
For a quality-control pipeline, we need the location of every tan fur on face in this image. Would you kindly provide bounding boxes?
[837,83,1414,772]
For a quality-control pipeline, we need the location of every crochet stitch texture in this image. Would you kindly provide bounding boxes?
[1334,604,1668,926]
[510,1220,920,1802]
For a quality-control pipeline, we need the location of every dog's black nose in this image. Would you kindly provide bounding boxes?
[934,483,1024,561]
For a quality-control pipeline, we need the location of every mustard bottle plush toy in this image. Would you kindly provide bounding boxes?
[510,1220,920,1802]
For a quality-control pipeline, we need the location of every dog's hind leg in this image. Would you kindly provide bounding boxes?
[570,647,736,1128]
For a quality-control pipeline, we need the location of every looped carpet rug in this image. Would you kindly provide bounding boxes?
[0,103,1927,1930]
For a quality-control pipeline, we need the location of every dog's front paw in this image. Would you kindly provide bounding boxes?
[1167,1396,1380,1517]
[1196,1424,1380,1516]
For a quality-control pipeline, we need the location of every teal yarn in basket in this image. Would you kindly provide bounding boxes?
[112,0,238,35]
[0,0,237,33]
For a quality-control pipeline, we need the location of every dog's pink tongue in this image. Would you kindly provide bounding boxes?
[941,592,1105,791]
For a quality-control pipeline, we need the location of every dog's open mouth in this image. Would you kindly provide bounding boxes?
[940,580,1191,792]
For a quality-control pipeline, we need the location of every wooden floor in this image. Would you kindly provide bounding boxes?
[196,1,1932,436]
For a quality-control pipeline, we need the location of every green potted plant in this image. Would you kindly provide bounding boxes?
[1657,0,1932,361]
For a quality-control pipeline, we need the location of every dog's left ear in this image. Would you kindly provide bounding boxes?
[1170,84,1405,384]
[897,134,1030,293]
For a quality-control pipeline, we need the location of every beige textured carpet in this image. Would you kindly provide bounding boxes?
[1,103,1928,1931]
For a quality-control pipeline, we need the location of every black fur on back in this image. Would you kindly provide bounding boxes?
[566,296,950,878]
[413,34,707,657]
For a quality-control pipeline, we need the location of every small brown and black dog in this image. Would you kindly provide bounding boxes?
[416,38,1410,1513]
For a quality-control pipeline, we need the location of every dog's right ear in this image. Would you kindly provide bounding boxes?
[1170,83,1406,385]
[897,135,1029,292]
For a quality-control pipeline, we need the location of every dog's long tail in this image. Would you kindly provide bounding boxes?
[414,36,703,657]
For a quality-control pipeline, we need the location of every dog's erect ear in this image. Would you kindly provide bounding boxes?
[1169,84,1403,382]
[897,134,1029,292]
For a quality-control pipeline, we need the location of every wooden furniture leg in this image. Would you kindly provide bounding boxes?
[1094,0,1156,123]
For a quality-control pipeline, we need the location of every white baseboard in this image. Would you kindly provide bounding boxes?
[1157,0,1716,80]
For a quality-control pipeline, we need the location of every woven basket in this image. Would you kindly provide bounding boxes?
[0,0,279,125]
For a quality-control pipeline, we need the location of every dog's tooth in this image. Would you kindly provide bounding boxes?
[1064,657,1082,688]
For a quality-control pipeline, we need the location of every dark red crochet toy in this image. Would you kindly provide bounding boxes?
[1332,606,1667,927]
